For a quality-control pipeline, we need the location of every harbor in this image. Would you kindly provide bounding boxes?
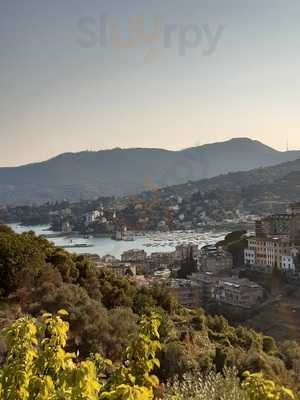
[9,223,228,258]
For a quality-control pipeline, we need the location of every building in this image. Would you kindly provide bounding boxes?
[101,254,117,263]
[199,248,233,274]
[214,277,263,309]
[121,249,147,263]
[281,256,296,272]
[281,247,298,272]
[255,214,291,238]
[255,204,300,242]
[61,221,72,233]
[82,253,103,267]
[112,226,134,241]
[85,210,100,226]
[153,269,171,280]
[288,203,300,242]
[105,262,137,277]
[189,272,216,303]
[175,244,199,262]
[148,252,175,268]
[244,236,298,272]
[244,248,256,265]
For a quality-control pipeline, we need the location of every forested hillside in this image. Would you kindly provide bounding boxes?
[135,156,300,217]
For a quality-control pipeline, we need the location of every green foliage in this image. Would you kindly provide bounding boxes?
[133,285,177,316]
[0,310,100,400]
[1,309,295,400]
[263,336,277,354]
[0,229,50,295]
[47,249,79,283]
[100,313,161,400]
[0,316,37,400]
[242,371,295,400]
[97,269,137,309]
[0,311,161,400]
[217,230,248,266]
[159,341,198,380]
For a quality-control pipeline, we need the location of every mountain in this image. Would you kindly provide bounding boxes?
[157,156,300,197]
[1,138,300,205]
[148,156,300,217]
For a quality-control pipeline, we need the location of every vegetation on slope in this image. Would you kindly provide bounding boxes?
[0,312,295,399]
[0,225,299,398]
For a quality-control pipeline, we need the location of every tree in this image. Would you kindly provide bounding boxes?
[177,249,198,279]
[0,310,100,400]
[0,229,49,295]
[217,230,247,267]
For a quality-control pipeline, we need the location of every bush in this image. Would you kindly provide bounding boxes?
[0,311,162,400]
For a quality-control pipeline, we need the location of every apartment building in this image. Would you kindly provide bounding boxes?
[199,248,233,274]
[121,249,147,263]
[175,244,199,262]
[189,272,216,303]
[244,236,298,272]
[289,202,300,242]
[256,214,291,238]
[255,203,300,242]
[148,252,175,267]
[214,277,263,309]
[188,273,264,309]
[244,248,256,265]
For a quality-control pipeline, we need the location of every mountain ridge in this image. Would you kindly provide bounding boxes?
[1,138,300,205]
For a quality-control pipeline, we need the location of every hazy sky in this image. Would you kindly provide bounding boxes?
[1,0,300,166]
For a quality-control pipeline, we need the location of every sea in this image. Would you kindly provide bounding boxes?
[8,223,228,259]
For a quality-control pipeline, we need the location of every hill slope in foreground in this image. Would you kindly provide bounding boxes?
[0,224,300,397]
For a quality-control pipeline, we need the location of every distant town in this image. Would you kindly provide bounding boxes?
[0,189,257,236]
[86,201,300,318]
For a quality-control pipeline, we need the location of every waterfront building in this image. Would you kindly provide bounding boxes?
[85,210,100,226]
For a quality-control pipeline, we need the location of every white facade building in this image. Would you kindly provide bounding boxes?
[85,210,100,226]
[244,236,299,273]
[244,249,256,265]
[282,256,296,272]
